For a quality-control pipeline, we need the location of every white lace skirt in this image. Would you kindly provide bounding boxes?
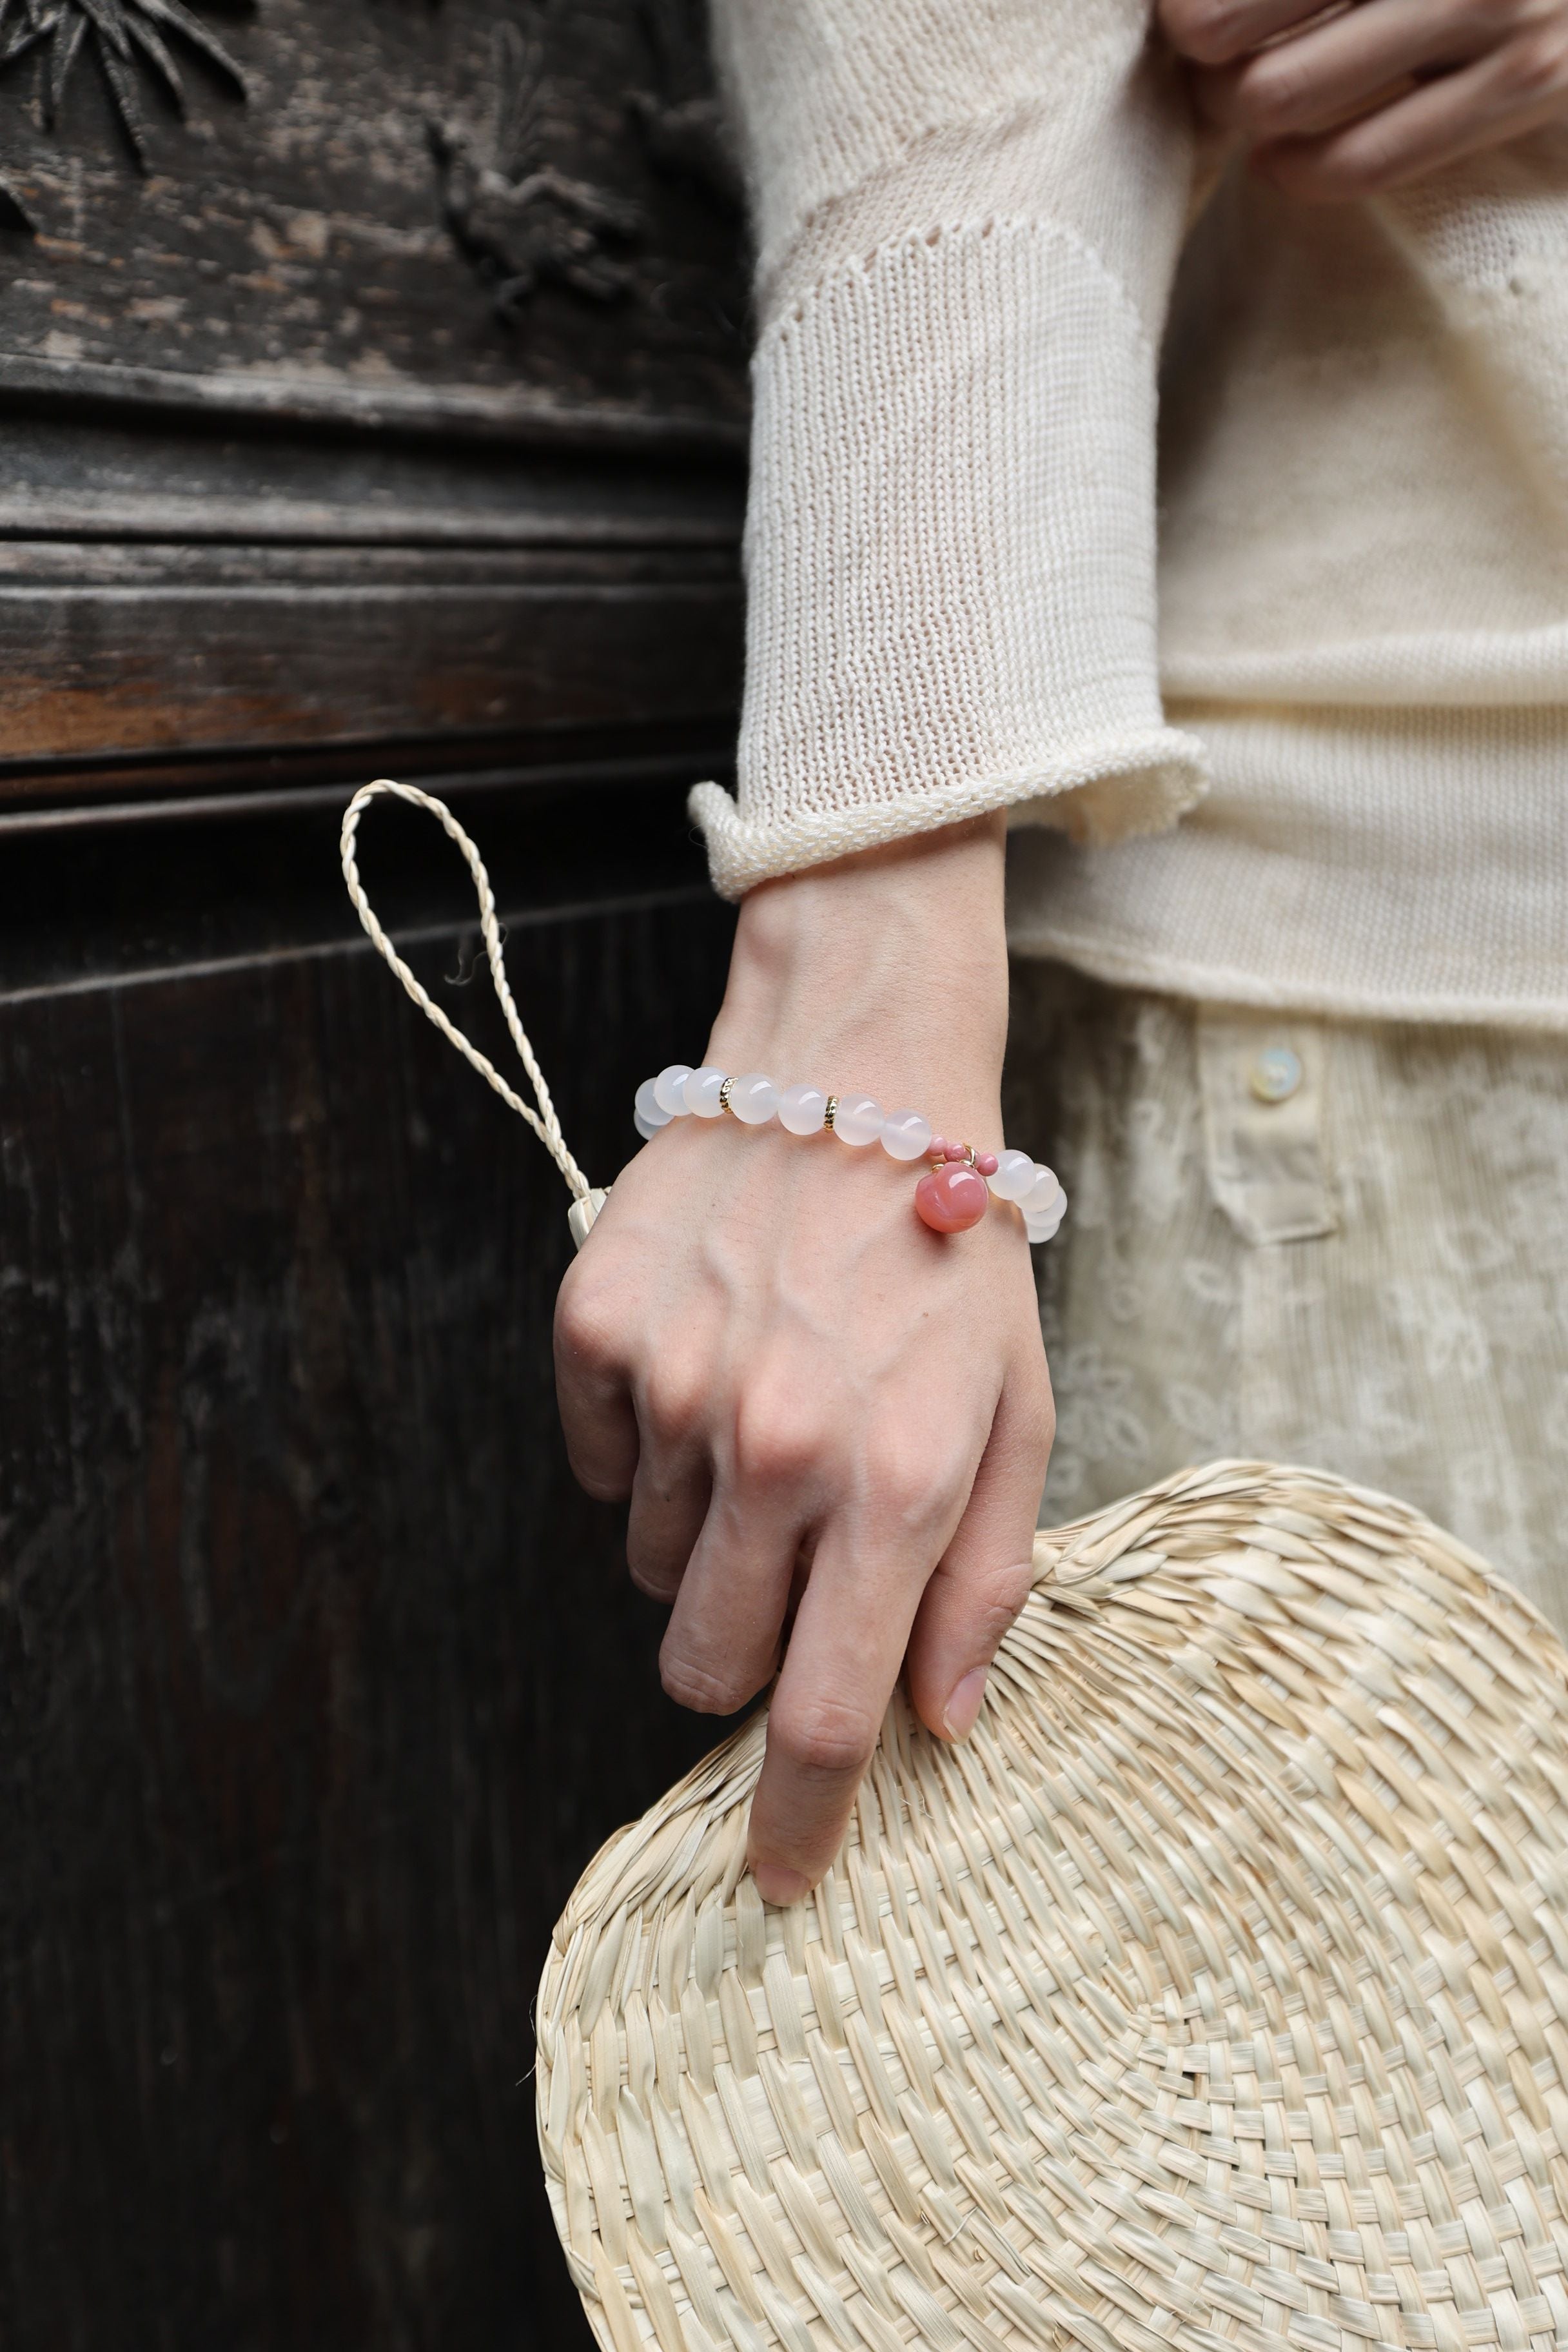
[1006,961,1568,1636]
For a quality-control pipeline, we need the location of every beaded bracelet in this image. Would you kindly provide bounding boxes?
[340,781,1064,1255]
[634,1064,1067,1243]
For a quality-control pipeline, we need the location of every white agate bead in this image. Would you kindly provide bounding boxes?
[634,1107,661,1141]
[1021,1166,1064,1215]
[988,1149,1037,1202]
[777,1083,828,1135]
[654,1063,694,1115]
[881,1110,932,1161]
[634,1077,672,1132]
[832,1093,883,1146]
[729,1073,780,1125]
[1023,1169,1067,1242]
[683,1066,727,1117]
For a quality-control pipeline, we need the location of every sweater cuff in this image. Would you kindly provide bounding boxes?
[691,726,1206,899]
[693,215,1208,899]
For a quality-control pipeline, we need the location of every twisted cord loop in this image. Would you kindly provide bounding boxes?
[340,779,591,1202]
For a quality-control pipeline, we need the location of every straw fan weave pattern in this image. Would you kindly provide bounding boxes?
[538,1460,1568,2352]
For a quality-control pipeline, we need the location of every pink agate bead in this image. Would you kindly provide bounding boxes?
[975,1152,999,1177]
[915,1162,990,1233]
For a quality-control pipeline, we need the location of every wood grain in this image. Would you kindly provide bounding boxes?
[0,544,741,765]
[0,865,738,2350]
[0,0,749,429]
[0,2,752,2338]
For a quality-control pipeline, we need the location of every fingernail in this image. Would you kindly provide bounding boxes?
[942,1667,988,1741]
[752,1862,810,1906]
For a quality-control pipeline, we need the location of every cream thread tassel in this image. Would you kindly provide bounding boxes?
[340,779,607,1250]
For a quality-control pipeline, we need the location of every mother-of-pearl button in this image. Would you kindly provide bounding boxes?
[1250,1046,1303,1104]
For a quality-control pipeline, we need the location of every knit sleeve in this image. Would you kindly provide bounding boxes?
[688,0,1209,899]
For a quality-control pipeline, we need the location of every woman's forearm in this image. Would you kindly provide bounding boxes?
[707,814,1010,1122]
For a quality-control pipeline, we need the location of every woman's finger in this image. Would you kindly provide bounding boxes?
[1193,0,1493,140]
[657,1477,806,1717]
[745,1380,990,1899]
[903,1367,1054,1742]
[1257,26,1568,197]
[1160,0,1349,72]
[625,1442,711,1601]
[655,1362,838,1709]
[745,1516,928,1903]
[554,1269,640,1502]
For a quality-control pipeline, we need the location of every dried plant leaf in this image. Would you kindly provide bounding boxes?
[124,10,182,109]
[133,0,246,96]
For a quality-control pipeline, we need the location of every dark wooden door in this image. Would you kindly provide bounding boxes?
[0,7,745,2344]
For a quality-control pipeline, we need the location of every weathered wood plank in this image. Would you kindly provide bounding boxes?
[0,407,746,543]
[0,560,741,766]
[0,12,750,2343]
[0,353,752,454]
[0,0,749,427]
[0,874,737,2350]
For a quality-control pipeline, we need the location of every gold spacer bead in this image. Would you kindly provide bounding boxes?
[823,1095,839,1132]
[718,1075,736,1115]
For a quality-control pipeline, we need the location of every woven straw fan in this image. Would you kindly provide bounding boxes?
[337,787,1568,2351]
[539,1460,1568,2352]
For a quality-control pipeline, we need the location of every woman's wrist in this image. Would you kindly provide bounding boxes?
[705,816,1009,1120]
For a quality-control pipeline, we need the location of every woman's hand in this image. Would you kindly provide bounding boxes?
[1160,0,1568,199]
[554,816,1054,1902]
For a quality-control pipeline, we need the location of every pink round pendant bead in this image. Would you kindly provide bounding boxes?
[915,1162,990,1233]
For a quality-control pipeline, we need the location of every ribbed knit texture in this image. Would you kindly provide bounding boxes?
[690,217,1207,890]
[692,0,1207,899]
[697,1,1568,1025]
[1008,705,1568,1028]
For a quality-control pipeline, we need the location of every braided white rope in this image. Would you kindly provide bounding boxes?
[341,779,593,1204]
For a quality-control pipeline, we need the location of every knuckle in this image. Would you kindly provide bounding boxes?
[1161,0,1251,68]
[625,1523,685,1596]
[863,1425,954,1522]
[642,1360,708,1443]
[1303,130,1394,196]
[660,1647,758,1716]
[629,1561,681,1601]
[1242,51,1313,131]
[1502,24,1568,97]
[963,1554,1037,1649]
[554,1275,622,1374]
[730,1390,828,1489]
[769,1694,880,1780]
[569,1453,632,1504]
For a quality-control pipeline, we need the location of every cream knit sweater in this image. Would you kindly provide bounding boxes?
[690,0,1568,1030]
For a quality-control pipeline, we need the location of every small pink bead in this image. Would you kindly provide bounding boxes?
[975,1151,999,1177]
[944,1141,968,1164]
[928,1135,948,1159]
[915,1162,990,1233]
